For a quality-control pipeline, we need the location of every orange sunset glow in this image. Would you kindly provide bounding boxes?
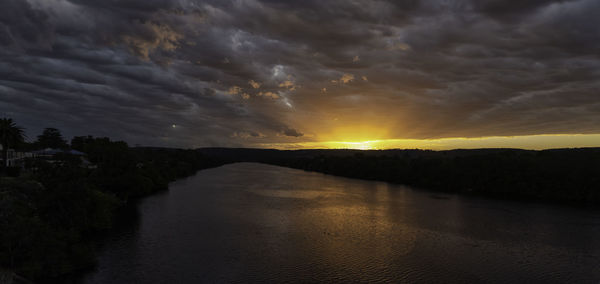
[257,134,600,150]
[3,0,599,150]
[3,1,600,283]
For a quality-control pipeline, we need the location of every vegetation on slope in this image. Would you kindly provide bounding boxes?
[1,134,225,282]
[200,148,600,204]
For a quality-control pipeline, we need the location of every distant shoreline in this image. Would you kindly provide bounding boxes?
[199,147,600,206]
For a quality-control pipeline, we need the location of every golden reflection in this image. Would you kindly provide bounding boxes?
[247,189,342,199]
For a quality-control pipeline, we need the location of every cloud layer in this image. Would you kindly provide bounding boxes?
[1,0,599,147]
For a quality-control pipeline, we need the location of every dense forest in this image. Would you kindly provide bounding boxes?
[200,147,600,205]
[1,131,225,282]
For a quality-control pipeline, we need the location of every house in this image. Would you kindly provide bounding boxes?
[0,144,32,167]
[30,148,95,168]
[30,148,86,158]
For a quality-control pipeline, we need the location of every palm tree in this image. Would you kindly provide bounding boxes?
[0,118,26,168]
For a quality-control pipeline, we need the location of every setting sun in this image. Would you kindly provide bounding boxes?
[257,134,600,150]
[3,0,600,282]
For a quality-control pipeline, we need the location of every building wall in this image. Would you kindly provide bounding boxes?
[1,148,29,167]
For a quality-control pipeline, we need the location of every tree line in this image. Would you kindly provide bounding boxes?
[198,147,600,205]
[0,118,226,282]
[266,149,600,204]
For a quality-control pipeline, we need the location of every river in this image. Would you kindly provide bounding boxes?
[83,163,600,283]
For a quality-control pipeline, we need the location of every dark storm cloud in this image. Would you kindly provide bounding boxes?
[1,0,599,147]
[280,126,303,138]
[0,0,53,49]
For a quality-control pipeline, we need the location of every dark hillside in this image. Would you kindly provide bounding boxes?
[199,147,600,205]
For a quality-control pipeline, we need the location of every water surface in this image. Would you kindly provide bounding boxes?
[84,163,600,283]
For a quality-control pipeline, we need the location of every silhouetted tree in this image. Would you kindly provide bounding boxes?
[36,128,68,149]
[0,118,26,168]
[199,148,600,204]
[70,135,94,152]
[1,133,226,281]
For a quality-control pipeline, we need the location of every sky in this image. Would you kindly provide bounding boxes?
[1,0,599,150]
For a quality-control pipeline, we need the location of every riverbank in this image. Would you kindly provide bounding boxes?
[199,147,600,205]
[0,269,33,284]
[5,146,599,281]
[0,139,228,283]
[81,163,600,283]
